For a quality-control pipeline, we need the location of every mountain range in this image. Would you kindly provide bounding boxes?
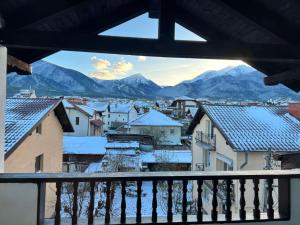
[7,60,300,100]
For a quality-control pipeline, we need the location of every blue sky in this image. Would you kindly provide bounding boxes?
[44,14,244,86]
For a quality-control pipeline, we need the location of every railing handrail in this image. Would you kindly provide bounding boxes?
[1,170,300,182]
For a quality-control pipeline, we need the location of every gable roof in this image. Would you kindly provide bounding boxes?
[109,103,135,113]
[128,109,182,127]
[87,102,109,112]
[188,104,300,152]
[75,104,95,117]
[5,98,73,156]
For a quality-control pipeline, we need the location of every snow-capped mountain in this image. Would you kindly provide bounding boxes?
[158,65,299,100]
[94,74,161,98]
[7,60,108,97]
[7,61,300,100]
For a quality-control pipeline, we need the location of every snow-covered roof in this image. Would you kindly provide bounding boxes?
[5,98,62,153]
[128,109,182,127]
[87,101,108,112]
[110,103,134,113]
[64,136,107,155]
[141,150,192,164]
[62,99,74,108]
[106,149,137,155]
[75,104,95,117]
[202,104,300,152]
[105,141,139,149]
[85,161,103,173]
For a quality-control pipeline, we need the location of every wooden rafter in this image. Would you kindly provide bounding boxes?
[2,31,300,62]
[158,0,175,41]
[264,68,300,86]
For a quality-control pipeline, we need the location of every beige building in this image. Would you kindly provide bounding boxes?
[4,98,73,217]
[187,104,300,215]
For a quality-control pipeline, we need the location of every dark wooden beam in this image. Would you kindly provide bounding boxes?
[2,0,87,30]
[2,31,300,62]
[264,68,300,86]
[7,55,32,75]
[220,0,299,43]
[158,0,175,41]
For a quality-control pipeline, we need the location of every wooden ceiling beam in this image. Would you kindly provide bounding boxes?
[219,0,300,44]
[2,0,88,30]
[158,0,175,41]
[2,31,300,62]
[264,68,300,86]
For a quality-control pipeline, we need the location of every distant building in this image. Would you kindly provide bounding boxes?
[13,89,36,98]
[108,103,138,129]
[170,96,199,119]
[187,103,300,215]
[4,98,73,216]
[126,109,183,145]
[87,101,109,131]
[63,100,104,136]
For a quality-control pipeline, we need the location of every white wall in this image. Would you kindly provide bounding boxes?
[130,125,181,145]
[64,108,90,136]
[0,46,6,172]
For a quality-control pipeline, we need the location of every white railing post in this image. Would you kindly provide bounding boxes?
[0,46,7,172]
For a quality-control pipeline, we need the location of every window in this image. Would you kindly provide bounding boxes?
[160,130,165,136]
[76,117,80,125]
[203,150,210,167]
[170,129,175,134]
[36,123,42,134]
[35,154,44,172]
[206,120,214,138]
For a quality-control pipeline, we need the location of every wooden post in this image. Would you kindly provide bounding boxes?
[0,46,6,172]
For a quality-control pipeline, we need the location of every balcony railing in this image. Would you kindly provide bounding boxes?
[195,131,216,150]
[0,170,297,225]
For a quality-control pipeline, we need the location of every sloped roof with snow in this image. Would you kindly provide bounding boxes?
[75,104,95,117]
[129,109,182,127]
[87,102,108,112]
[64,136,107,155]
[5,98,72,154]
[110,103,134,113]
[62,99,74,108]
[198,105,300,152]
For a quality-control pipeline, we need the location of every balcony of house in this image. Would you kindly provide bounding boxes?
[0,170,299,225]
[195,131,216,150]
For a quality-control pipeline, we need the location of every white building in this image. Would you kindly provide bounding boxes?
[63,100,103,136]
[13,89,36,98]
[126,109,183,145]
[187,104,300,215]
[108,103,138,129]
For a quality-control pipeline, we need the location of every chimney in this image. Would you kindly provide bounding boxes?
[288,103,300,119]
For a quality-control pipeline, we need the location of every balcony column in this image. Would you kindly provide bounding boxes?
[0,46,7,172]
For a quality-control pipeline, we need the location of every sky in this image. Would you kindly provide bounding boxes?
[44,13,245,86]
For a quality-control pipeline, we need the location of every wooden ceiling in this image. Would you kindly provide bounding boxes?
[1,0,300,91]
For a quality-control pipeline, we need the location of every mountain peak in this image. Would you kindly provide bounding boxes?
[122,73,150,84]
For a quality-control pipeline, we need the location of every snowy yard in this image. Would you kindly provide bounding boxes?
[60,181,194,219]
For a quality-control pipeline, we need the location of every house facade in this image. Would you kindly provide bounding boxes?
[63,100,103,136]
[187,104,300,215]
[108,103,138,129]
[4,98,73,217]
[127,109,183,145]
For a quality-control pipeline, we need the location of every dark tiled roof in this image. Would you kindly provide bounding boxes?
[202,105,300,152]
[5,98,61,153]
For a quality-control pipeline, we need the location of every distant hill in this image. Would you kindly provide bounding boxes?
[7,61,300,100]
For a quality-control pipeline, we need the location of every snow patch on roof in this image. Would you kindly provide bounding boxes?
[129,109,182,127]
[63,136,107,154]
[76,104,95,117]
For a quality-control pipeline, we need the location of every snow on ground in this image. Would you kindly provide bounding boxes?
[61,181,193,218]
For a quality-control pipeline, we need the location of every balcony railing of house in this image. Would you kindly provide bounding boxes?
[0,170,298,225]
[195,131,216,150]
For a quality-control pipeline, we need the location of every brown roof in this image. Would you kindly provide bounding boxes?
[90,119,104,127]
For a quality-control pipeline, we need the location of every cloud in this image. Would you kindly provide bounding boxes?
[112,61,133,75]
[89,56,133,79]
[91,56,111,70]
[137,56,147,61]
